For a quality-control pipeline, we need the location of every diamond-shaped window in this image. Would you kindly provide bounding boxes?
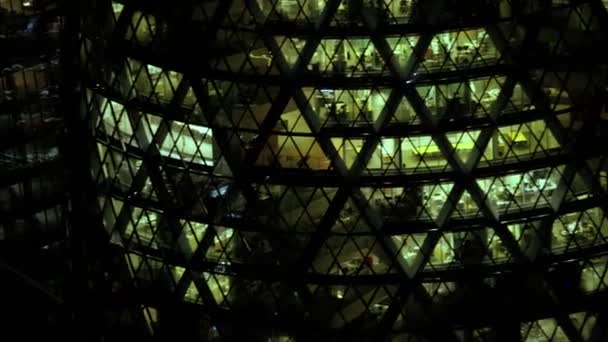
[274,185,337,232]
[259,0,326,24]
[278,97,313,134]
[126,12,160,46]
[377,0,416,24]
[124,59,183,103]
[179,220,207,257]
[96,143,142,192]
[420,182,453,221]
[400,136,451,174]
[362,186,423,222]
[310,87,390,127]
[257,134,331,170]
[418,28,500,73]
[309,38,387,76]
[551,207,607,253]
[480,120,561,166]
[96,96,133,143]
[150,116,216,166]
[331,137,365,169]
[111,1,124,23]
[450,190,482,219]
[426,233,457,270]
[570,311,598,341]
[446,129,481,165]
[521,319,568,342]
[204,272,234,307]
[386,35,419,74]
[312,235,396,275]
[477,167,562,216]
[390,95,417,124]
[417,76,508,120]
[392,233,426,274]
[212,29,278,75]
[367,138,401,174]
[580,256,608,293]
[125,207,163,249]
[275,36,306,67]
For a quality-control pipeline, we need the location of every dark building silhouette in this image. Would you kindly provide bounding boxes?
[3,0,608,340]
[0,0,72,337]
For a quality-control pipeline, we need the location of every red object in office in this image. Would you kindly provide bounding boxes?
[363,255,375,267]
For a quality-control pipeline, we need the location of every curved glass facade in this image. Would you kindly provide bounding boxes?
[81,0,608,340]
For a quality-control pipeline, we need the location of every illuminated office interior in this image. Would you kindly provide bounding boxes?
[73,0,608,340]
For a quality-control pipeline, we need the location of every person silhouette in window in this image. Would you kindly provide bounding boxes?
[458,235,485,265]
[446,92,464,120]
[329,102,337,122]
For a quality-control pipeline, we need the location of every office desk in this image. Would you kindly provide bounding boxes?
[414,141,474,159]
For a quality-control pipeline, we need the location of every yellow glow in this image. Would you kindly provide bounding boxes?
[112,1,124,14]
[204,272,233,306]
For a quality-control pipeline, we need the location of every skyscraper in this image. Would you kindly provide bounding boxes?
[80,0,608,340]
[0,0,71,336]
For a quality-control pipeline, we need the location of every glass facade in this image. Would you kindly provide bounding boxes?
[0,0,69,334]
[81,0,608,340]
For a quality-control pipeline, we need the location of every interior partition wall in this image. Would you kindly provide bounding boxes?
[80,0,608,340]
